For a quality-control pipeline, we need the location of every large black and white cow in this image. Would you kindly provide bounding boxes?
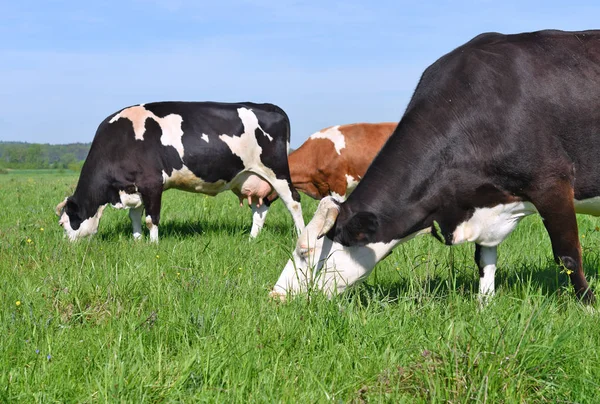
[272,30,600,303]
[56,101,305,242]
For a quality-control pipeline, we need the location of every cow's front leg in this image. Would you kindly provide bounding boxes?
[129,205,144,240]
[530,180,595,303]
[475,244,497,305]
[139,186,163,243]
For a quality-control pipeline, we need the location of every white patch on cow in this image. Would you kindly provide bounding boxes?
[452,197,600,247]
[220,107,304,235]
[478,245,497,304]
[109,105,185,157]
[345,174,359,194]
[329,175,360,202]
[146,215,158,243]
[59,204,106,242]
[219,108,264,166]
[250,203,269,238]
[201,133,209,143]
[159,114,185,157]
[574,196,600,216]
[453,202,537,246]
[309,125,346,155]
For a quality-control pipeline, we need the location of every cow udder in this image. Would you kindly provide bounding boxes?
[233,173,273,207]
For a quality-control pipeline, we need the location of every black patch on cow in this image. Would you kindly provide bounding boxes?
[331,211,379,246]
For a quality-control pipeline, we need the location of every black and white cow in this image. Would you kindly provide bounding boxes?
[273,30,600,303]
[56,101,305,242]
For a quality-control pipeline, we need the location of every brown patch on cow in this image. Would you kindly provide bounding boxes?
[289,122,397,199]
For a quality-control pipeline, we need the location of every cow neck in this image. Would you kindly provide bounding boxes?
[336,114,455,243]
[72,160,110,220]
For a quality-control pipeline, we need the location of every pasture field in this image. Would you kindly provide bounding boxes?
[2,171,600,403]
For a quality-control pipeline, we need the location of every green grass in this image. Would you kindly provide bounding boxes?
[2,172,600,402]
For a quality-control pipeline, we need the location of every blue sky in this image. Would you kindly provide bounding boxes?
[2,1,600,148]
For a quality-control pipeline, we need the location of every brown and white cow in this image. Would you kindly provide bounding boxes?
[288,123,397,201]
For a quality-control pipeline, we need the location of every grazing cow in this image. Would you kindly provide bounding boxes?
[273,29,600,303]
[288,123,396,201]
[56,101,305,242]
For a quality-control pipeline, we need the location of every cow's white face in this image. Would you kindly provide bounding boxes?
[271,197,411,299]
[272,235,401,299]
[57,199,106,241]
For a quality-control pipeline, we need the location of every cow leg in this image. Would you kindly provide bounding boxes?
[266,177,305,235]
[139,186,163,243]
[475,244,497,305]
[129,205,144,240]
[530,182,594,303]
[250,202,269,238]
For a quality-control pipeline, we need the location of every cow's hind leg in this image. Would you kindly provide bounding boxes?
[139,185,163,243]
[129,205,144,240]
[475,244,497,305]
[266,176,304,235]
[530,180,595,303]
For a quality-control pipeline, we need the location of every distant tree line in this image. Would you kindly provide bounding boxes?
[0,141,90,170]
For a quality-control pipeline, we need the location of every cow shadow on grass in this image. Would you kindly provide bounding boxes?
[97,217,293,241]
[354,258,600,304]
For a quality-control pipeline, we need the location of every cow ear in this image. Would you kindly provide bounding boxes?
[340,211,379,246]
[65,199,83,229]
[65,198,78,213]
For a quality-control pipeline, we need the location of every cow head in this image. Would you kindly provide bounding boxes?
[55,197,105,241]
[271,197,418,300]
